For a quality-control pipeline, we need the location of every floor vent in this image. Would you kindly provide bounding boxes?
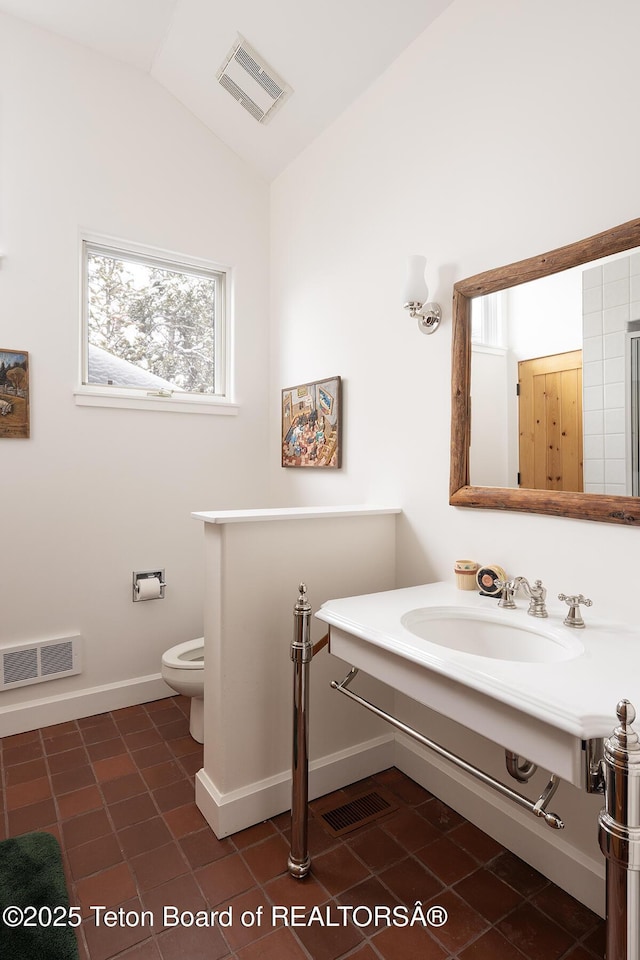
[216,35,293,124]
[0,636,81,690]
[316,788,398,838]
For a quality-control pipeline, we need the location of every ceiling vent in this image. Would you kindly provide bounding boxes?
[216,35,292,124]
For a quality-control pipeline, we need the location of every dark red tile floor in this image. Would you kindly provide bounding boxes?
[0,695,606,960]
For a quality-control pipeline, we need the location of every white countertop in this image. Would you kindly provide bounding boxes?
[316,581,639,740]
[192,504,401,524]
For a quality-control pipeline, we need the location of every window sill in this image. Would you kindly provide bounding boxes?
[74,387,239,416]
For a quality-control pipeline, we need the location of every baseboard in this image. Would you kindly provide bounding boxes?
[393,735,606,917]
[0,673,174,736]
[196,733,396,838]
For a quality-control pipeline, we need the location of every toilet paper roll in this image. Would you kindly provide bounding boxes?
[136,576,162,600]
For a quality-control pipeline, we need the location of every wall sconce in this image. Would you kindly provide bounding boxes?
[403,255,442,334]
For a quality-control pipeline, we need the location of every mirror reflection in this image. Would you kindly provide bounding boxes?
[470,246,640,496]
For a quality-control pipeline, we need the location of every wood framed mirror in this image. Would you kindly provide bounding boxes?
[450,218,640,525]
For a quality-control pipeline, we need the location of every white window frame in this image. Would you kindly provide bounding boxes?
[75,233,237,415]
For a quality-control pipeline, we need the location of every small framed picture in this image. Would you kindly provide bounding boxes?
[0,350,30,439]
[281,376,341,468]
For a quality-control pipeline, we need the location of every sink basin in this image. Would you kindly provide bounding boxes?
[400,607,584,663]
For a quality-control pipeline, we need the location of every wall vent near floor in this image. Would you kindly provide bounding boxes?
[216,35,293,124]
[0,636,81,690]
[316,788,398,838]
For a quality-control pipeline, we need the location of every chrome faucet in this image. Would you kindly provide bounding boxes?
[496,577,548,617]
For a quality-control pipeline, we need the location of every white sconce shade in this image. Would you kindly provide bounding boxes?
[403,254,442,335]
[403,255,429,305]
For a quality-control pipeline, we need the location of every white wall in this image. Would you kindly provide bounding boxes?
[270,0,640,912]
[0,14,270,725]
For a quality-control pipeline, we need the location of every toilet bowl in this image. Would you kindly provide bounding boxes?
[161,638,205,743]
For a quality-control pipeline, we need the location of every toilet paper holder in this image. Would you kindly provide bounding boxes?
[132,569,167,602]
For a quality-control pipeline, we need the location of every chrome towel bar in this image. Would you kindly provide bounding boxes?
[330,666,564,830]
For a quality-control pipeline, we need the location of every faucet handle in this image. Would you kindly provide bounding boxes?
[495,578,517,609]
[558,593,593,629]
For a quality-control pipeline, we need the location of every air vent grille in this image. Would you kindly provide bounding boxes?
[316,789,398,838]
[217,35,292,124]
[1,636,81,690]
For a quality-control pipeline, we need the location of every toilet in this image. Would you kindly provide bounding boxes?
[161,638,205,743]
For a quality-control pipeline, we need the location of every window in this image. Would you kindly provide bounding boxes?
[471,291,506,351]
[76,237,235,414]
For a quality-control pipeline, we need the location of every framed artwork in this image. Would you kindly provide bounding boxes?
[281,376,341,468]
[0,350,29,439]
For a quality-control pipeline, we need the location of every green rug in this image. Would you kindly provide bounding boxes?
[0,832,80,960]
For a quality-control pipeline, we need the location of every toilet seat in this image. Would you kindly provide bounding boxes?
[161,637,204,670]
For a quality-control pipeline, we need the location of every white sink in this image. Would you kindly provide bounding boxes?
[400,607,584,663]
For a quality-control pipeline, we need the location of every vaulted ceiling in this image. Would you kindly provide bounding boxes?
[0,0,453,179]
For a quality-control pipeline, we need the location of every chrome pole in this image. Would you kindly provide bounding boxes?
[288,583,313,878]
[599,700,640,960]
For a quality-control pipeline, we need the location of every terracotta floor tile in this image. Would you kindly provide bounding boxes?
[101,772,147,803]
[378,856,443,907]
[180,827,234,869]
[86,736,128,762]
[83,896,152,960]
[235,927,307,960]
[531,884,601,939]
[141,760,185,790]
[63,808,112,848]
[177,751,204,777]
[454,866,524,923]
[2,729,40,748]
[458,927,527,960]
[131,841,190,892]
[163,801,207,838]
[5,775,52,810]
[144,697,175,713]
[115,712,155,734]
[497,903,574,960]
[116,940,162,960]
[156,923,229,960]
[8,797,57,834]
[133,743,175,769]
[109,792,158,829]
[51,764,96,795]
[419,797,466,833]
[293,901,364,960]
[490,851,549,898]
[373,924,447,960]
[57,784,104,819]
[67,831,123,880]
[81,720,120,744]
[223,887,279,952]
[582,920,606,957]
[264,871,330,913]
[416,834,478,885]
[119,816,173,858]
[347,825,406,872]
[241,833,290,884]
[196,852,256,907]
[153,778,195,813]
[42,730,84,754]
[380,807,441,852]
[311,844,371,896]
[3,739,43,765]
[48,746,90,774]
[149,705,186,728]
[424,889,490,955]
[449,820,505,863]
[337,876,400,934]
[125,728,164,751]
[5,756,48,785]
[141,873,208,932]
[232,820,277,849]
[158,719,191,742]
[94,753,137,782]
[75,862,137,917]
